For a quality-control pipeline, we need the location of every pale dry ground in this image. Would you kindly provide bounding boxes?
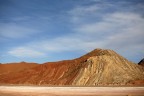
[0,86,144,96]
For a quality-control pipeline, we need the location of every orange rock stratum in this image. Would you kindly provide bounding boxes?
[0,49,144,86]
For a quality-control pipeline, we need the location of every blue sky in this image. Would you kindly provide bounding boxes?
[0,0,144,63]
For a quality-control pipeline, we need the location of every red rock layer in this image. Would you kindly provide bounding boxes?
[0,62,38,74]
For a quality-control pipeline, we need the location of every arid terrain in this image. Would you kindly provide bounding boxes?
[1,0,144,95]
[0,86,144,96]
[0,49,144,86]
[0,49,144,95]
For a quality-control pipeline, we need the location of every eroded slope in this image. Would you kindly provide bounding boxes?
[72,50,144,85]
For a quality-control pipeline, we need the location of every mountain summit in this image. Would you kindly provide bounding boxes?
[138,58,144,66]
[0,49,144,86]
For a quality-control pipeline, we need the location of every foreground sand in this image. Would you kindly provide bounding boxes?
[0,86,144,96]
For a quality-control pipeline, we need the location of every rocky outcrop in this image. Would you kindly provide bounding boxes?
[138,58,144,66]
[72,50,144,85]
[0,49,144,86]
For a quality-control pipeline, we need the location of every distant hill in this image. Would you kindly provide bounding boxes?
[0,49,144,86]
[0,62,38,74]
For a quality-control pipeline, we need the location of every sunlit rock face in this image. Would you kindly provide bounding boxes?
[72,50,144,85]
[0,49,144,86]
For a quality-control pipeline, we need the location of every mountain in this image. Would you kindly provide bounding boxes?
[0,49,144,86]
[138,58,144,66]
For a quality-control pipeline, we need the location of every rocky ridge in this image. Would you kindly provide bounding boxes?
[0,49,144,86]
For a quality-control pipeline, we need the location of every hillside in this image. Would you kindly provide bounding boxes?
[0,62,38,74]
[0,49,144,86]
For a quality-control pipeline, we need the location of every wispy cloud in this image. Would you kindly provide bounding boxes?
[0,23,39,38]
[11,16,31,21]
[73,12,144,56]
[8,4,144,59]
[69,5,100,16]
[68,2,144,59]
[2,0,144,62]
[8,47,46,58]
[75,12,144,35]
[68,2,114,24]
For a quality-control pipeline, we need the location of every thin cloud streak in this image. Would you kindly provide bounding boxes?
[8,47,46,58]
[0,23,39,38]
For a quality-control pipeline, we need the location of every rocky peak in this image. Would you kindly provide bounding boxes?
[80,48,120,59]
[138,58,144,66]
[94,49,117,56]
[20,61,27,63]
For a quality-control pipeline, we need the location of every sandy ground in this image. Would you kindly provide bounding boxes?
[0,86,144,96]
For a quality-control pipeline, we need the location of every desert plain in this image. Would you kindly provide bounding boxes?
[0,86,144,96]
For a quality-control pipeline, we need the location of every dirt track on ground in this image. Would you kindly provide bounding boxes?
[0,86,144,96]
